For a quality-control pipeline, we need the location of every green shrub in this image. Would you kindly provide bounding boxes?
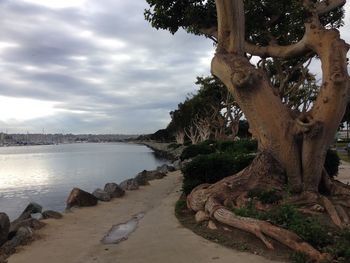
[216,139,258,154]
[180,143,216,160]
[290,252,313,263]
[181,153,254,195]
[269,204,331,248]
[175,199,187,216]
[328,229,350,262]
[233,203,330,248]
[324,149,340,177]
[247,189,282,204]
[167,143,181,149]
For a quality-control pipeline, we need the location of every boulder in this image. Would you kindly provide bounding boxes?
[134,171,150,186]
[93,188,112,201]
[66,188,98,209]
[156,164,175,173]
[0,227,33,255]
[0,213,10,246]
[30,213,43,220]
[147,171,166,181]
[18,202,42,221]
[42,210,63,220]
[104,183,125,198]
[119,179,139,191]
[10,218,45,235]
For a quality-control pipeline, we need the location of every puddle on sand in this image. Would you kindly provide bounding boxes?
[101,212,145,244]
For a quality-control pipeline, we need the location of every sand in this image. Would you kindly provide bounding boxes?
[8,171,280,263]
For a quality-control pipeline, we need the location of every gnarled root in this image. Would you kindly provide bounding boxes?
[198,196,327,262]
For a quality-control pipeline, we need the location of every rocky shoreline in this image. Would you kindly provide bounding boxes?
[0,143,178,263]
[136,141,185,161]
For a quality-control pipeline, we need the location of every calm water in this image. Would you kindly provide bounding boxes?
[0,143,168,220]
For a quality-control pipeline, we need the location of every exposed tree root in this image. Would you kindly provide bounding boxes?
[186,152,350,262]
[205,197,327,261]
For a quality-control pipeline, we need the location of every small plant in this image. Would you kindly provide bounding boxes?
[175,199,187,216]
[247,188,282,204]
[290,252,313,263]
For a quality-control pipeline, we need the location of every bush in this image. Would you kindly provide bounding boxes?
[181,153,254,195]
[270,204,331,248]
[180,143,216,161]
[247,189,282,204]
[217,139,257,154]
[290,252,313,263]
[324,149,340,177]
[167,143,181,149]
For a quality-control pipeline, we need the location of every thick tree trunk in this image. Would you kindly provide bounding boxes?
[187,0,350,261]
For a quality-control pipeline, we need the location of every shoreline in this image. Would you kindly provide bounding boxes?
[7,170,279,263]
[136,140,185,161]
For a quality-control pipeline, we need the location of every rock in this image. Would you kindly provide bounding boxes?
[156,164,175,173]
[66,188,98,209]
[207,220,218,230]
[195,211,209,223]
[10,218,45,235]
[0,227,33,255]
[172,160,181,170]
[104,183,125,198]
[147,171,166,181]
[42,210,63,220]
[119,179,139,191]
[0,213,10,246]
[18,202,43,221]
[92,188,112,201]
[30,213,43,220]
[134,171,150,186]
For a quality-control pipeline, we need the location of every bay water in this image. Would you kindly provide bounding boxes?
[0,143,168,220]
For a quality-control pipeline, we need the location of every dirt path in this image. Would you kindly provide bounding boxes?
[8,171,280,263]
[338,161,350,183]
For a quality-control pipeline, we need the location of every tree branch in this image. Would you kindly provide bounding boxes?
[215,0,245,54]
[316,0,346,15]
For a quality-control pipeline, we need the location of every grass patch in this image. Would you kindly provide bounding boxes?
[338,152,350,163]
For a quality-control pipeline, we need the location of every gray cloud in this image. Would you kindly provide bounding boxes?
[0,1,349,134]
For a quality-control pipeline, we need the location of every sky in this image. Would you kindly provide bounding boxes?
[0,0,349,134]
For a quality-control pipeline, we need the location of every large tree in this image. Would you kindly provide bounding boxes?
[146,0,349,260]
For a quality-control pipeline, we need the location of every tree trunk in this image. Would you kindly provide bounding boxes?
[187,0,350,261]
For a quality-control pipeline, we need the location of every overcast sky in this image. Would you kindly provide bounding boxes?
[0,0,349,134]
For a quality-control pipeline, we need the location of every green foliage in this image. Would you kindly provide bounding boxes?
[271,205,331,248]
[150,129,174,142]
[247,189,282,204]
[180,143,216,161]
[167,143,181,149]
[182,152,254,195]
[234,203,331,248]
[216,139,257,154]
[145,0,344,45]
[167,76,234,137]
[324,149,340,178]
[290,252,313,263]
[327,229,350,262]
[175,199,187,216]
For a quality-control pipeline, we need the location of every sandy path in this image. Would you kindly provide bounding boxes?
[338,162,350,183]
[8,171,280,263]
